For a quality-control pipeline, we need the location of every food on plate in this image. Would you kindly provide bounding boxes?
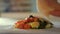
[14,15,53,29]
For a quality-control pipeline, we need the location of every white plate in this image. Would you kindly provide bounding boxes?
[0,17,18,25]
[0,17,60,34]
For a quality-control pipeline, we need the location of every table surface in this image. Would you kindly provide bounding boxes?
[0,17,60,34]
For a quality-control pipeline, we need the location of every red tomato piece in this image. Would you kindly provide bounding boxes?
[16,20,27,24]
[23,24,31,29]
[15,23,24,29]
[15,20,25,29]
[18,23,25,29]
[26,18,34,22]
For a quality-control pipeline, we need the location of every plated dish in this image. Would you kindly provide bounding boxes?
[0,16,60,34]
[14,15,53,29]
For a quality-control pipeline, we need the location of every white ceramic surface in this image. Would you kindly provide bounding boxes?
[0,17,60,34]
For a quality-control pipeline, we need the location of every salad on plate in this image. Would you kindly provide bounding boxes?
[14,15,53,29]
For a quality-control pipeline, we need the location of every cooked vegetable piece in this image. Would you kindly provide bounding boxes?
[45,23,53,29]
[24,24,31,29]
[29,22,40,28]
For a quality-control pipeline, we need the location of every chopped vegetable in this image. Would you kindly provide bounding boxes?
[14,15,53,29]
[24,24,31,29]
[29,22,40,28]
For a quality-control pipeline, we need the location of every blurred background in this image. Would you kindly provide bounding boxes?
[0,0,38,19]
[0,0,37,12]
